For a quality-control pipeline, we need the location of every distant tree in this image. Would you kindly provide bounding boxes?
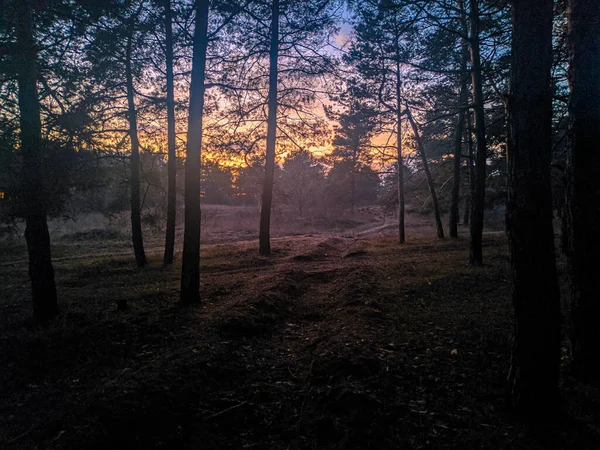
[202,162,235,204]
[279,150,326,216]
[327,95,377,216]
[235,158,265,206]
[565,0,600,381]
[506,0,560,416]
[180,0,209,305]
[326,161,380,212]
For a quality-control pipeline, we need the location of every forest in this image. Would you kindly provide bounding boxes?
[1,0,599,448]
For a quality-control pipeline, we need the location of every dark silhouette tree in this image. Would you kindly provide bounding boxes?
[467,0,488,266]
[506,0,561,416]
[448,0,470,238]
[180,0,209,304]
[163,0,177,266]
[347,0,415,244]
[258,0,279,256]
[463,111,475,226]
[12,0,58,319]
[211,0,337,256]
[125,22,147,268]
[84,1,151,268]
[406,107,445,239]
[565,0,600,381]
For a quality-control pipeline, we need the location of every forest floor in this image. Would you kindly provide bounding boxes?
[1,224,600,449]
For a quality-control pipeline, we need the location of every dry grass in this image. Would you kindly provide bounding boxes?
[1,217,599,449]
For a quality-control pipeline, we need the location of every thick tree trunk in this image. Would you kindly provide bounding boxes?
[506,0,561,416]
[396,60,405,244]
[449,0,470,238]
[163,0,177,266]
[16,0,58,319]
[566,0,600,381]
[180,0,209,304]
[406,107,444,239]
[258,0,279,256]
[468,0,487,265]
[125,33,147,268]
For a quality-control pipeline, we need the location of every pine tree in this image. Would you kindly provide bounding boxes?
[506,0,561,416]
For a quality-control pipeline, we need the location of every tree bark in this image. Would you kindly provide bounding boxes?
[506,0,561,416]
[163,0,177,266]
[258,0,279,256]
[468,0,487,265]
[16,0,58,319]
[180,0,209,304]
[566,0,600,381]
[449,0,470,238]
[350,153,356,216]
[125,32,147,268]
[396,59,405,244]
[463,111,475,226]
[406,107,444,239]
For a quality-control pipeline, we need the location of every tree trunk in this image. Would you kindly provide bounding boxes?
[566,0,600,381]
[258,0,279,256]
[396,60,405,244]
[180,0,209,304]
[125,33,147,268]
[163,0,177,266]
[16,0,58,319]
[449,0,470,238]
[506,0,561,416]
[468,0,487,265]
[406,107,444,239]
[350,153,356,216]
[463,111,475,226]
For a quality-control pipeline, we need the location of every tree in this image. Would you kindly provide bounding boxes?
[347,0,416,244]
[1,0,120,316]
[12,0,58,318]
[467,0,488,266]
[202,161,235,204]
[565,0,600,381]
[258,0,279,256]
[84,1,152,267]
[463,111,475,226]
[125,21,147,268]
[180,0,209,304]
[448,0,470,238]
[327,95,377,216]
[506,0,561,416]
[406,106,445,239]
[252,0,338,256]
[163,0,177,265]
[279,150,326,216]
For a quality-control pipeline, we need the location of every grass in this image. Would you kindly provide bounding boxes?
[1,229,599,449]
